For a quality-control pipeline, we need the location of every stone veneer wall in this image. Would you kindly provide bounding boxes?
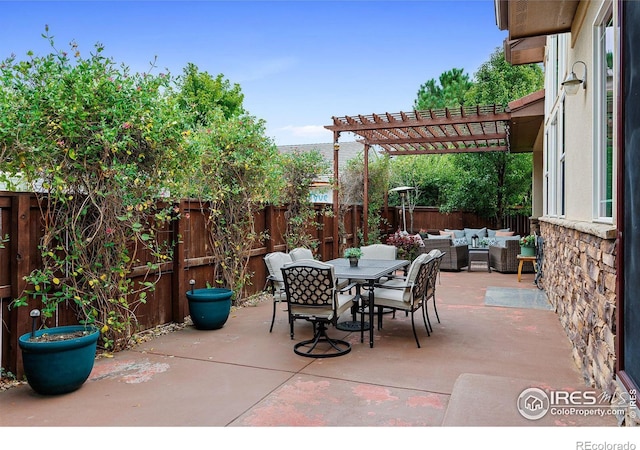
[539,218,617,395]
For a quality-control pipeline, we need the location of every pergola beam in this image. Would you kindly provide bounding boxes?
[384,146,508,155]
[365,132,507,146]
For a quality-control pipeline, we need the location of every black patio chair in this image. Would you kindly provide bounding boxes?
[281,260,356,358]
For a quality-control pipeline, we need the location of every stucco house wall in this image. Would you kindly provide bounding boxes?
[537,0,637,425]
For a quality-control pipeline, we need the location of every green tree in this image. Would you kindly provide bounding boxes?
[173,65,281,302]
[454,48,543,224]
[277,149,330,251]
[389,155,456,207]
[340,152,390,245]
[183,113,280,301]
[176,62,245,126]
[403,49,543,225]
[414,68,472,110]
[464,49,544,106]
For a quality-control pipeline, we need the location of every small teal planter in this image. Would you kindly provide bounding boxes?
[520,246,536,257]
[19,325,100,395]
[186,288,233,330]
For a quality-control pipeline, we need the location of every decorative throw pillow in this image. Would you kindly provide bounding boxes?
[495,230,515,237]
[464,227,487,242]
[445,229,466,239]
[487,228,510,237]
[493,237,509,248]
[453,237,468,246]
[485,237,499,246]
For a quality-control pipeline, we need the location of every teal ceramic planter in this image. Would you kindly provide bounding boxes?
[520,245,536,257]
[186,288,233,330]
[18,325,100,395]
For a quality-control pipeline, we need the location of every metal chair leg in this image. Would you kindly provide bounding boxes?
[433,298,440,323]
[423,302,433,333]
[270,300,277,333]
[410,311,421,348]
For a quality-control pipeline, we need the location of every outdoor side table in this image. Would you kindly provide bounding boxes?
[517,255,537,282]
[468,247,491,272]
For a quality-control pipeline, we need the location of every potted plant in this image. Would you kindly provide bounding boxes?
[386,230,423,261]
[344,247,363,267]
[519,234,537,257]
[18,310,100,395]
[185,280,233,330]
[1,31,185,391]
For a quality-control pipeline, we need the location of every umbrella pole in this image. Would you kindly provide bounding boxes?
[401,194,407,232]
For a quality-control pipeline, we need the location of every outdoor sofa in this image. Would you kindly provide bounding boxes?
[419,238,468,271]
[489,239,535,274]
[419,227,531,273]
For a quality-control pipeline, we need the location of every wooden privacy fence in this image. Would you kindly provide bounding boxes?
[0,193,370,374]
[0,191,528,374]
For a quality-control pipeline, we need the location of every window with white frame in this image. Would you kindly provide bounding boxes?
[546,118,557,216]
[544,34,567,218]
[545,110,565,217]
[594,4,614,221]
[559,100,566,216]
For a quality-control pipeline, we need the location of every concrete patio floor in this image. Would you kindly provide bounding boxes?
[1,268,625,437]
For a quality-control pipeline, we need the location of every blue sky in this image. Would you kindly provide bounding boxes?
[0,0,507,146]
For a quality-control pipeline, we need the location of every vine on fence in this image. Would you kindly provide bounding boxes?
[0,30,186,349]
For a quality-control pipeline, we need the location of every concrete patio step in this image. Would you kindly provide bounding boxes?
[442,373,618,426]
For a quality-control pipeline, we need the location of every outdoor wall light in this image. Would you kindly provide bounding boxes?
[562,61,587,95]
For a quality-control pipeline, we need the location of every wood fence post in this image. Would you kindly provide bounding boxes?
[9,193,33,376]
[265,204,275,254]
[171,199,187,323]
[316,205,325,260]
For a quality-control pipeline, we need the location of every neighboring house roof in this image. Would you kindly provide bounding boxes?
[277,141,365,176]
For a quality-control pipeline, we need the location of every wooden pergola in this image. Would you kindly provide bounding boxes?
[324,104,511,250]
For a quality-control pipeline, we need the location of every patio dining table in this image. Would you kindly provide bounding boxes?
[325,257,410,348]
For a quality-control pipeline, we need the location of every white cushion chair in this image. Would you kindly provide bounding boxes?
[280,260,355,357]
[360,244,397,260]
[360,243,400,314]
[289,247,314,261]
[264,251,293,332]
[373,253,434,347]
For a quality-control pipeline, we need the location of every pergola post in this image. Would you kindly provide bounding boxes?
[332,133,340,258]
[363,143,370,245]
